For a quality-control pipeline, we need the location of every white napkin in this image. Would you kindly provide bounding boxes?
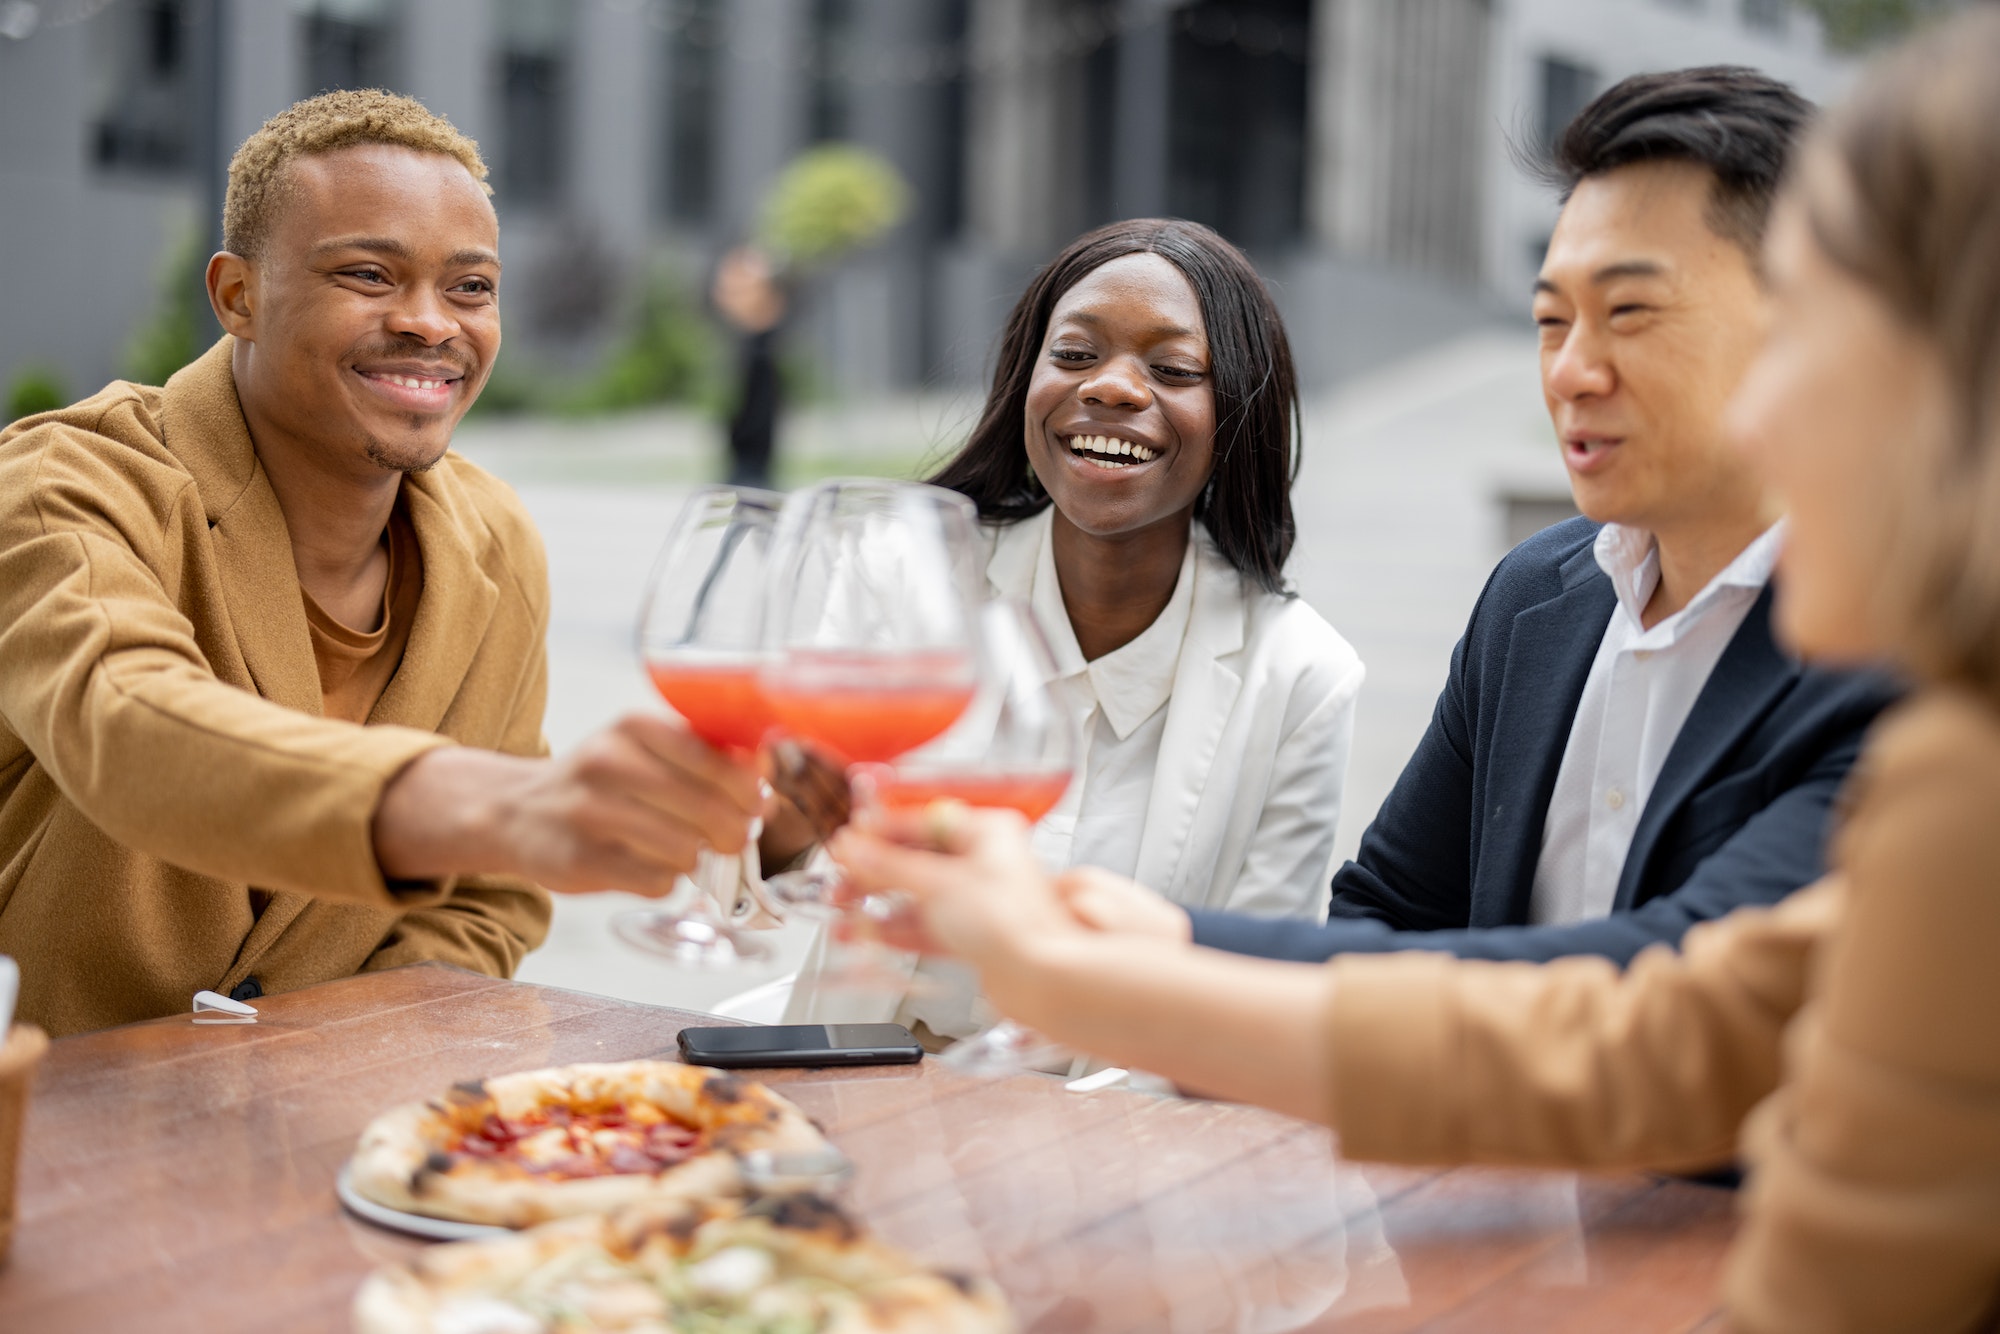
[192,989,258,1025]
[0,956,16,1034]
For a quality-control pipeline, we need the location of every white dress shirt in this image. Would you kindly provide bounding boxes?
[1527,521,1784,926]
[1027,516,1195,882]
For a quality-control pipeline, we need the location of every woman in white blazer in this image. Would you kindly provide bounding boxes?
[783,218,1363,1039]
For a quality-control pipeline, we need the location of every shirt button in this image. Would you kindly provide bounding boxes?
[1633,649,1653,662]
[1606,787,1627,811]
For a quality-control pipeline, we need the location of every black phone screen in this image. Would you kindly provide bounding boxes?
[677,1023,923,1068]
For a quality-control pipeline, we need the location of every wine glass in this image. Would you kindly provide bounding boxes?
[858,601,1082,1077]
[758,479,988,915]
[613,485,784,969]
[858,599,1076,824]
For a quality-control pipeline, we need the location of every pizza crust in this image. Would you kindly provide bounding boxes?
[352,1195,1015,1334]
[348,1061,829,1229]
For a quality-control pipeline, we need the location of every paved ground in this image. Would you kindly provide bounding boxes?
[451,331,1566,1014]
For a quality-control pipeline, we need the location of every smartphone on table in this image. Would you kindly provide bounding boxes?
[678,1022,923,1069]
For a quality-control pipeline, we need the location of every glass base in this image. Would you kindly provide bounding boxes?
[937,1020,1072,1078]
[760,866,845,920]
[611,908,777,969]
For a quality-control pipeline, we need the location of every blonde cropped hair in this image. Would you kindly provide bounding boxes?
[222,88,490,258]
[1801,8,2000,702]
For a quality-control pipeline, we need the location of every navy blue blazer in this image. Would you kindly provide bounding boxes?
[1190,518,1899,965]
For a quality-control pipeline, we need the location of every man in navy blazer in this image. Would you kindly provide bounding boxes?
[1097,69,1898,968]
[1188,515,1895,964]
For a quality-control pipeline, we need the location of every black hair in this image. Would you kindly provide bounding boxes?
[1537,66,1816,251]
[926,218,1299,594]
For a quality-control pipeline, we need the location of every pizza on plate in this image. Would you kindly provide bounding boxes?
[348,1061,831,1229]
[352,1192,1014,1334]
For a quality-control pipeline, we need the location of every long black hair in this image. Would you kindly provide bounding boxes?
[927,218,1300,594]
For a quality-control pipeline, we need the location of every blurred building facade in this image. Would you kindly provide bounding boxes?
[0,0,1852,406]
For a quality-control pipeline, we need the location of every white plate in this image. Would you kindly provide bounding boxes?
[336,1162,513,1242]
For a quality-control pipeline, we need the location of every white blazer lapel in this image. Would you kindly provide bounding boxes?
[1132,539,1245,901]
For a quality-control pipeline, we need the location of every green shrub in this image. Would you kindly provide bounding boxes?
[569,269,720,413]
[6,366,68,423]
[463,266,724,420]
[757,145,911,271]
[125,231,207,387]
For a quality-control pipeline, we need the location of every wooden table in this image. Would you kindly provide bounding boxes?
[0,965,1736,1332]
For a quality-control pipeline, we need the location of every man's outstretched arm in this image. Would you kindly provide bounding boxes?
[1189,709,1871,965]
[0,430,759,908]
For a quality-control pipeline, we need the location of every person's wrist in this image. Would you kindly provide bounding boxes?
[984,925,1091,1031]
[1316,970,1340,1127]
[445,751,513,873]
[375,746,515,882]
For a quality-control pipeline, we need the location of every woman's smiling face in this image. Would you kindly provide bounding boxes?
[1023,252,1218,541]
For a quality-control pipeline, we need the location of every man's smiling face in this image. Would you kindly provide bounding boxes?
[1532,158,1769,533]
[228,143,501,477]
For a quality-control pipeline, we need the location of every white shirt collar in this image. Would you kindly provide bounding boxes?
[1030,513,1197,741]
[1593,520,1784,644]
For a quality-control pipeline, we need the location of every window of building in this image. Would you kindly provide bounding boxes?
[297,0,396,94]
[1081,3,1119,231]
[809,0,856,143]
[1538,54,1600,154]
[495,0,572,208]
[90,0,196,174]
[930,0,971,241]
[1740,0,1789,34]
[664,0,723,226]
[1166,0,1312,252]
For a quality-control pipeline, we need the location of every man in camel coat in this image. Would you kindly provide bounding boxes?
[0,90,764,1036]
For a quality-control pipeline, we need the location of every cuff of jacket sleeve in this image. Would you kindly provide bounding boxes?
[1186,908,1229,950]
[1325,951,1463,1163]
[333,727,459,908]
[384,874,459,906]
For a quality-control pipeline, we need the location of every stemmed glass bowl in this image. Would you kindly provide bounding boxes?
[614,485,785,969]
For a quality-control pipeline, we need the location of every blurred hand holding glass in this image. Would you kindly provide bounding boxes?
[619,479,1087,1052]
[851,600,1082,1074]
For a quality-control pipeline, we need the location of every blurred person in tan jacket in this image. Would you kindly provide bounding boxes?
[0,91,766,1038]
[829,15,2000,1331]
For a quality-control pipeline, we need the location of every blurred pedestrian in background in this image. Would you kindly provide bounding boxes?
[711,244,787,489]
[707,145,910,488]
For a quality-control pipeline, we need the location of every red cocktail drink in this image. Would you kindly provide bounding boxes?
[871,770,1072,822]
[763,650,977,764]
[646,658,775,753]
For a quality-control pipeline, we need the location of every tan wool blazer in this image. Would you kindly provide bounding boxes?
[1323,689,2000,1333]
[0,339,552,1037]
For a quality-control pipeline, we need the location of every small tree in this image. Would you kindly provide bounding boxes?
[756,145,912,273]
[1793,0,1968,52]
